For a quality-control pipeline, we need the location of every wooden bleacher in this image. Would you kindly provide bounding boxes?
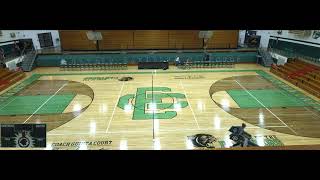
[270,58,320,98]
[0,68,26,92]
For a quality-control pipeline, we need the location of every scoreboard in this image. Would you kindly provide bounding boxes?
[0,124,46,148]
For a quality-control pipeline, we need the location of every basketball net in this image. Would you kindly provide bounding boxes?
[203,38,209,50]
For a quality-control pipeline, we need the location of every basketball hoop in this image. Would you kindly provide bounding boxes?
[199,31,213,39]
[86,31,103,41]
[199,31,213,49]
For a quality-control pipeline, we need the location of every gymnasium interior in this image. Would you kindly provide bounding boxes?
[0,30,320,150]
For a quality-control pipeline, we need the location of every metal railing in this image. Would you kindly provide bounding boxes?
[258,48,274,67]
[21,50,37,71]
[268,48,320,65]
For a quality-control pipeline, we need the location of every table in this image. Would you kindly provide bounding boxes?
[138,61,169,69]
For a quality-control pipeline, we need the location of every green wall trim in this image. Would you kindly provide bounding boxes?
[36,52,258,67]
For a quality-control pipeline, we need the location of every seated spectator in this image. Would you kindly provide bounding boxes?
[204,52,210,62]
[175,57,180,66]
[60,59,67,65]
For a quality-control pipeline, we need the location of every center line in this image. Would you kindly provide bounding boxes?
[234,79,298,135]
[23,83,68,124]
[179,80,200,129]
[106,82,125,134]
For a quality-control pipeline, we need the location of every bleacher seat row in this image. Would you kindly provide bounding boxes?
[0,68,25,92]
[270,58,320,98]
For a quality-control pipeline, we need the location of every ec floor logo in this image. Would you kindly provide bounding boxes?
[117,87,188,120]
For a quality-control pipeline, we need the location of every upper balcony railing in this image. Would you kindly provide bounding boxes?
[268,48,320,65]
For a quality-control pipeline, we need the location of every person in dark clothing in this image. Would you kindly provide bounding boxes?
[0,48,5,69]
[11,42,21,57]
[229,123,259,147]
[203,52,210,67]
[204,53,210,61]
[175,56,180,66]
[0,61,6,69]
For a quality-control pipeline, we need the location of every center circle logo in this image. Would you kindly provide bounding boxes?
[18,137,31,147]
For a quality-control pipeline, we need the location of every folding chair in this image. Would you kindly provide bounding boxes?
[222,57,228,68]
[98,62,103,71]
[77,62,82,71]
[109,60,114,70]
[120,62,125,70]
[80,60,85,71]
[79,63,83,71]
[193,61,197,68]
[87,63,92,71]
[202,61,206,68]
[66,60,71,71]
[93,61,99,71]
[71,62,76,71]
[215,58,221,68]
[60,64,65,71]
[101,62,107,70]
[209,61,213,68]
[187,61,192,69]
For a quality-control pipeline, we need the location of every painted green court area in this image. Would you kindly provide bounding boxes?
[227,89,308,108]
[0,94,75,115]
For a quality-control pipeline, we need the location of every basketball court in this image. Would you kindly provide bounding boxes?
[1,63,320,150]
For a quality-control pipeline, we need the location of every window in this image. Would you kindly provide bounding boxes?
[38,32,54,48]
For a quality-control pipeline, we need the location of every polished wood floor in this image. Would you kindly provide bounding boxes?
[1,64,320,150]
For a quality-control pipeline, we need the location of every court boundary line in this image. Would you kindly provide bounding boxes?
[23,83,68,123]
[234,78,298,135]
[47,125,288,136]
[3,69,315,136]
[0,75,41,110]
[179,80,200,129]
[274,86,320,118]
[0,96,20,111]
[258,70,320,107]
[105,82,125,134]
